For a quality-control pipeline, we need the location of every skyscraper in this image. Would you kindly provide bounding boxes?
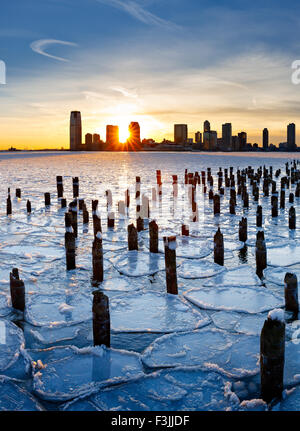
[203,131,217,150]
[195,131,202,144]
[70,111,82,151]
[106,125,119,149]
[128,122,141,147]
[238,132,247,151]
[174,124,188,144]
[85,133,93,146]
[93,134,100,144]
[287,123,296,151]
[222,123,232,151]
[203,120,210,133]
[263,128,269,151]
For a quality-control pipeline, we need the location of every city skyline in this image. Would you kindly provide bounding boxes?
[70,111,297,152]
[0,1,300,149]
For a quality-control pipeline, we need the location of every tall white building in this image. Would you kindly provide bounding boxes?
[70,111,82,151]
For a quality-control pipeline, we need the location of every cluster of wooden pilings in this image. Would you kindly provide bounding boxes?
[5,159,300,405]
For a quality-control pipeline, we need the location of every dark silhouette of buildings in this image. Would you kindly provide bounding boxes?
[238,132,247,151]
[203,120,210,133]
[127,122,141,149]
[222,123,232,151]
[106,125,119,150]
[263,128,269,151]
[70,111,82,151]
[195,131,202,144]
[174,124,188,144]
[287,123,296,151]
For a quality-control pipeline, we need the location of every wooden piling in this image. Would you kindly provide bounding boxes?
[213,194,220,215]
[16,188,21,199]
[256,231,267,276]
[61,198,67,209]
[149,220,159,253]
[56,176,63,198]
[260,311,285,403]
[182,224,189,236]
[214,228,224,266]
[128,223,138,251]
[44,192,51,206]
[284,273,299,314]
[72,177,79,198]
[65,212,76,270]
[9,268,25,312]
[257,205,262,227]
[163,236,178,295]
[92,291,110,347]
[26,200,31,214]
[92,200,102,237]
[6,195,12,216]
[92,232,104,283]
[289,206,296,230]
[239,217,248,242]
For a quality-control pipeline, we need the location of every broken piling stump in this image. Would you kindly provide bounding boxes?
[284,273,299,314]
[214,228,224,266]
[92,291,110,347]
[10,268,25,312]
[128,223,138,251]
[92,232,104,283]
[163,236,178,295]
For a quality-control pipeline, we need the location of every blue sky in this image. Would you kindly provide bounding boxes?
[0,0,300,148]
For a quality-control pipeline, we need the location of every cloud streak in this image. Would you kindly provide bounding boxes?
[30,39,78,62]
[96,0,181,30]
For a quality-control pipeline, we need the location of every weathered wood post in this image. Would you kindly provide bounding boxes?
[256,231,267,277]
[83,203,89,225]
[260,310,285,403]
[149,220,159,253]
[289,206,296,230]
[61,198,67,208]
[257,205,262,227]
[289,193,294,204]
[213,194,220,215]
[239,217,248,242]
[182,224,189,236]
[164,236,178,295]
[68,201,78,238]
[56,176,64,198]
[214,228,224,266]
[229,197,236,215]
[92,291,110,347]
[16,188,21,199]
[10,268,25,312]
[92,200,102,237]
[7,194,12,216]
[44,192,51,206]
[284,273,299,314]
[78,199,84,211]
[125,189,130,209]
[271,193,278,217]
[128,223,138,251]
[92,232,104,283]
[107,212,115,229]
[65,212,76,270]
[26,200,31,214]
[280,189,285,209]
[72,177,79,198]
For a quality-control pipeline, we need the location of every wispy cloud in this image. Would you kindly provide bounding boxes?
[96,0,181,30]
[30,39,78,62]
[110,86,138,98]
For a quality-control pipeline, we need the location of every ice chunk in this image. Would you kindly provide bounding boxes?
[273,387,300,411]
[31,345,144,401]
[0,376,44,411]
[30,325,81,345]
[211,311,268,336]
[0,320,25,373]
[267,244,300,267]
[110,291,209,333]
[142,328,260,378]
[25,293,92,327]
[150,237,213,259]
[0,293,11,317]
[264,267,300,286]
[211,311,241,331]
[63,368,234,411]
[238,399,268,411]
[112,251,166,277]
[179,260,226,279]
[284,341,300,387]
[98,276,145,292]
[184,287,283,314]
[203,265,262,287]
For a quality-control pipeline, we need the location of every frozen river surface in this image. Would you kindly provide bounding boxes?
[0,151,299,411]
